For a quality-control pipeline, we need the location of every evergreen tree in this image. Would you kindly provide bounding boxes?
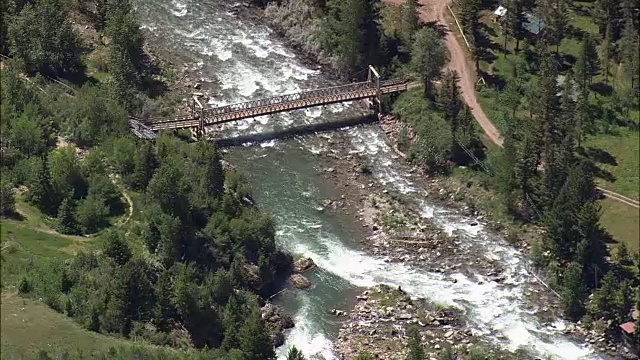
[504,0,527,51]
[619,3,640,89]
[410,27,449,99]
[573,87,593,147]
[131,141,157,191]
[406,327,425,360]
[56,195,77,234]
[538,0,570,53]
[401,0,420,48]
[287,347,306,360]
[561,261,585,320]
[222,294,245,351]
[323,0,381,75]
[27,155,56,215]
[7,0,83,75]
[600,22,613,85]
[103,268,133,336]
[102,231,132,266]
[238,309,275,360]
[577,35,599,89]
[153,270,173,331]
[439,70,462,145]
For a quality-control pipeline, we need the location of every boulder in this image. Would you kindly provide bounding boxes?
[293,257,316,273]
[289,274,312,289]
[271,331,285,347]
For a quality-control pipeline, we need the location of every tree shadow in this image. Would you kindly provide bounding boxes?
[1,212,25,222]
[583,158,616,183]
[579,146,618,166]
[591,83,614,97]
[479,70,507,90]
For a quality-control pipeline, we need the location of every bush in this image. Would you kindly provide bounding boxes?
[359,163,372,175]
[75,195,109,234]
[18,276,31,294]
[0,179,16,217]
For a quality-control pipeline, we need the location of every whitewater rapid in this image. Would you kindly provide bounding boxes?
[135,1,602,359]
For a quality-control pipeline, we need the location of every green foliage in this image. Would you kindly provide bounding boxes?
[56,196,77,234]
[6,0,83,75]
[102,231,131,266]
[287,346,306,360]
[0,177,16,217]
[410,28,448,99]
[406,327,425,360]
[74,194,109,234]
[26,155,57,215]
[322,0,381,75]
[62,84,130,147]
[560,262,585,320]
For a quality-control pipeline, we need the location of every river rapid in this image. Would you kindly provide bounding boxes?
[135,1,604,359]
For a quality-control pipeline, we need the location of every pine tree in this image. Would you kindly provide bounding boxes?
[406,327,425,360]
[601,22,613,85]
[504,0,527,51]
[222,293,244,350]
[538,0,570,53]
[132,142,157,191]
[619,3,640,89]
[103,231,132,266]
[438,70,463,157]
[56,195,77,234]
[153,270,173,331]
[238,309,275,360]
[574,35,599,90]
[324,0,381,75]
[286,346,306,360]
[27,155,56,215]
[561,262,585,320]
[410,27,449,99]
[401,0,420,47]
[573,87,593,148]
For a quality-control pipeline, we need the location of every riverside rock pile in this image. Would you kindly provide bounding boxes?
[336,285,474,360]
[260,302,294,347]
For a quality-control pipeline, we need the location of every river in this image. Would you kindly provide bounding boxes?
[135,1,603,359]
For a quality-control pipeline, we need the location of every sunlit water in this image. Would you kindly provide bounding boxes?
[135,1,602,359]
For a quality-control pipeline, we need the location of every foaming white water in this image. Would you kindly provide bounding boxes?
[338,125,600,359]
[170,0,187,17]
[276,298,337,360]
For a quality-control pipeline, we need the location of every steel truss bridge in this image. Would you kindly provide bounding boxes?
[130,66,411,139]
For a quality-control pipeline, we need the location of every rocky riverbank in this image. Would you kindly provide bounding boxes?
[336,285,534,359]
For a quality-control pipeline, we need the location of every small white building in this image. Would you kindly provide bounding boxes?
[494,5,507,18]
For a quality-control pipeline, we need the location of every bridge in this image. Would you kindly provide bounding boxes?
[130,66,411,139]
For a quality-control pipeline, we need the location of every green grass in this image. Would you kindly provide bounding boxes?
[584,128,640,200]
[599,198,640,254]
[0,293,128,359]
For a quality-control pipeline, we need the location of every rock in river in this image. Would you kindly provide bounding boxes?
[293,257,316,273]
[289,274,312,289]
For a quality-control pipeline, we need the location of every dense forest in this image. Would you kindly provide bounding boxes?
[0,0,306,359]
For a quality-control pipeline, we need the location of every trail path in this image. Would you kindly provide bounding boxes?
[383,0,640,207]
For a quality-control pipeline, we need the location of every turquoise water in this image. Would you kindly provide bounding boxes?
[135,1,603,358]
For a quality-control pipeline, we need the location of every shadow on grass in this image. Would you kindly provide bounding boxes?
[580,146,618,166]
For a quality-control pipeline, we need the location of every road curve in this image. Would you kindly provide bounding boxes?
[384,0,640,208]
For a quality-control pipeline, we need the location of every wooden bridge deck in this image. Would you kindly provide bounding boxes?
[139,78,410,133]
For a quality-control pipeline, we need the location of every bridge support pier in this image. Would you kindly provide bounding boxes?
[367,65,382,114]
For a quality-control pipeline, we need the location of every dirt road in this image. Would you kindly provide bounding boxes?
[384,0,503,145]
[384,0,640,207]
